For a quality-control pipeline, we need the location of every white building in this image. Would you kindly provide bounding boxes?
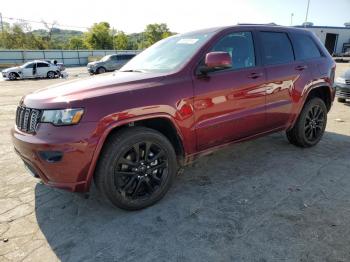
[295,22,350,55]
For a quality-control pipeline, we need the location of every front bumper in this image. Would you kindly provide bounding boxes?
[335,83,350,99]
[11,122,98,192]
[87,67,96,74]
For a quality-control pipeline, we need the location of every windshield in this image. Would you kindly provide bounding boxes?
[100,55,111,62]
[121,32,215,73]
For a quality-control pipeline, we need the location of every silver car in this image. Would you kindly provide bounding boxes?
[1,60,62,80]
[335,69,350,103]
[87,54,136,74]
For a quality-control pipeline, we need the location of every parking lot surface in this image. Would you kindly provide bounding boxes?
[0,64,350,262]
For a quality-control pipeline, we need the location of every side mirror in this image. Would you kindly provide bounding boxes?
[200,52,232,74]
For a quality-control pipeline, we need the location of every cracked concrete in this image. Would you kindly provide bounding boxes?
[1,65,350,261]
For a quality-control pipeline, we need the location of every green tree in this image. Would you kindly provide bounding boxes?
[141,23,171,48]
[84,22,113,49]
[114,31,128,50]
[68,36,87,49]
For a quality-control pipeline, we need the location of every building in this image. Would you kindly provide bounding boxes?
[295,22,350,55]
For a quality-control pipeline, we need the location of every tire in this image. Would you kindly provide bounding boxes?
[286,97,327,148]
[47,71,56,79]
[337,97,346,103]
[8,72,17,80]
[97,67,106,74]
[94,127,177,210]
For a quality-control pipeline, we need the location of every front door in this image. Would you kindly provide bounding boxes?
[21,62,36,78]
[193,31,267,151]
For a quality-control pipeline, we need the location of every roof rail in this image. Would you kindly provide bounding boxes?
[237,23,279,26]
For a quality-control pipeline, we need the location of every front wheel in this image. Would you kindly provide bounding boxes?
[286,97,327,148]
[8,72,17,80]
[97,67,106,74]
[94,127,177,210]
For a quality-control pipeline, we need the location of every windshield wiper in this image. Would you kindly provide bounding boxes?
[119,69,145,73]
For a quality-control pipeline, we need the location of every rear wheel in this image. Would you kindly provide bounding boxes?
[97,67,106,74]
[286,98,327,148]
[337,97,346,103]
[94,127,177,210]
[47,71,56,79]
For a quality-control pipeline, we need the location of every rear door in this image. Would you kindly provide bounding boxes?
[36,62,50,77]
[257,30,312,130]
[193,30,267,150]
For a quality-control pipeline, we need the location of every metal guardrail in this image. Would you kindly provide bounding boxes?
[0,49,140,67]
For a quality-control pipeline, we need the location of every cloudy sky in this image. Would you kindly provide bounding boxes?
[1,0,349,33]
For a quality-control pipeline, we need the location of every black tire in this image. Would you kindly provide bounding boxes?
[47,71,56,79]
[97,67,106,74]
[337,97,346,103]
[286,97,327,148]
[8,72,17,80]
[94,127,177,210]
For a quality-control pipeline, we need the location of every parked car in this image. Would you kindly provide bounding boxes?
[2,60,63,80]
[87,54,136,74]
[335,69,350,103]
[12,25,336,210]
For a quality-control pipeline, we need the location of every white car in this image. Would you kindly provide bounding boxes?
[1,60,62,80]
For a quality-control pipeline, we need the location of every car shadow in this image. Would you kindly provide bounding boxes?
[34,131,350,261]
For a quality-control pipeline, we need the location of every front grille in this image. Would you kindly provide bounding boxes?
[346,79,350,85]
[336,87,350,98]
[16,106,41,133]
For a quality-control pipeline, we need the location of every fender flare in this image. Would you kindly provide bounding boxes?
[83,113,184,191]
[289,81,333,129]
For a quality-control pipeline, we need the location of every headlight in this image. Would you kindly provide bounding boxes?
[336,77,346,84]
[40,108,84,126]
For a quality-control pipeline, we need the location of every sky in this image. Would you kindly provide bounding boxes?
[1,0,349,33]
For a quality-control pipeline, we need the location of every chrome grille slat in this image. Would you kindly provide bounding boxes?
[15,106,41,133]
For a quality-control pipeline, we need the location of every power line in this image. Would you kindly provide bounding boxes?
[2,15,89,30]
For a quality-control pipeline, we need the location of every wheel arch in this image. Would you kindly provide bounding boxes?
[84,114,185,191]
[289,83,333,130]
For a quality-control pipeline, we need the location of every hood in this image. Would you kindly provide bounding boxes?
[3,66,21,73]
[23,71,167,109]
[87,61,101,66]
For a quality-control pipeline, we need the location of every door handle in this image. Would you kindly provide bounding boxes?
[248,72,263,79]
[295,65,308,71]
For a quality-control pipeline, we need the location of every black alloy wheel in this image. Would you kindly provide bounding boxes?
[304,104,325,143]
[114,141,168,200]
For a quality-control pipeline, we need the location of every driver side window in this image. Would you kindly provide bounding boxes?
[211,31,255,70]
[25,63,35,69]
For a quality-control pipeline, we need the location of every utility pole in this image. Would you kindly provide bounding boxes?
[305,0,310,24]
[0,12,4,33]
[290,13,294,26]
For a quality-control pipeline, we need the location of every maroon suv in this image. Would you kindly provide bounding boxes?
[12,25,336,210]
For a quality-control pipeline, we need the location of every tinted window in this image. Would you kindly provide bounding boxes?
[37,62,49,67]
[260,32,294,65]
[291,33,321,60]
[211,32,255,69]
[24,63,35,69]
[110,55,118,61]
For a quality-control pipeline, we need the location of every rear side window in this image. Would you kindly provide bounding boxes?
[291,33,322,60]
[260,32,294,65]
[37,62,49,67]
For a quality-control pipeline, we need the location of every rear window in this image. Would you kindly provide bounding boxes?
[260,32,294,65]
[291,33,322,60]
